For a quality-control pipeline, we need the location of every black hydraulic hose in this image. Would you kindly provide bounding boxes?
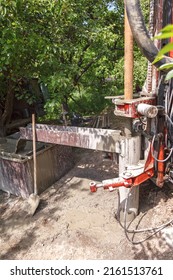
[125,0,173,68]
[117,187,173,245]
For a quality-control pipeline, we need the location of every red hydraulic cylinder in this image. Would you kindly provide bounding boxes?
[90,177,132,193]
[156,142,165,187]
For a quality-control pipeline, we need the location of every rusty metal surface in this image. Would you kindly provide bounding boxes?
[0,158,33,197]
[20,124,122,153]
[0,137,74,198]
[112,96,156,118]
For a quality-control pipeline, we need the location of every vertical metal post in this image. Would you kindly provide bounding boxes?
[124,6,134,100]
[118,137,140,223]
[118,3,139,223]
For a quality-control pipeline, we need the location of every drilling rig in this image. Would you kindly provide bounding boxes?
[89,0,173,222]
[18,0,173,224]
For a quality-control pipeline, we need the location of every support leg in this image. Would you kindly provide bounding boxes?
[118,135,140,223]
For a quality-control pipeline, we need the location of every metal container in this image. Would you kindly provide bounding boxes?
[0,136,74,198]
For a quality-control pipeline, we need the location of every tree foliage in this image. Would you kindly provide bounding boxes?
[153,24,173,80]
[0,0,148,134]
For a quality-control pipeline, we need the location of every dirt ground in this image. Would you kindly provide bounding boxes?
[1,148,173,260]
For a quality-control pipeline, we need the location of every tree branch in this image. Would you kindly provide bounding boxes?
[74,54,102,86]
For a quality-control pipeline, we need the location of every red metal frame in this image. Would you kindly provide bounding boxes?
[112,96,156,118]
[156,142,165,187]
[90,145,155,192]
[90,167,154,192]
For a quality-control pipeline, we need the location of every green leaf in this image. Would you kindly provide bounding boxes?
[159,63,173,71]
[152,55,164,65]
[160,24,173,33]
[165,69,173,80]
[155,32,173,40]
[157,42,173,56]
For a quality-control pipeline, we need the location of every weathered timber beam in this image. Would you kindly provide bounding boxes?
[19,124,122,153]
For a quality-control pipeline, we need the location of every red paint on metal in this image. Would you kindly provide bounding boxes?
[171,4,173,58]
[156,142,165,187]
[113,97,156,118]
[89,178,132,192]
[89,168,155,192]
[144,144,155,171]
[103,178,132,190]
[132,168,154,186]
[90,144,155,192]
[170,36,173,58]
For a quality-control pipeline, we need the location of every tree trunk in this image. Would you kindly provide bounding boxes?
[0,119,6,138]
[0,78,15,137]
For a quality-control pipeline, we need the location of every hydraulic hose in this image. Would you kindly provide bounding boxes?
[125,0,173,68]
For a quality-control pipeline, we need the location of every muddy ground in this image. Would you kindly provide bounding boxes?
[1,148,173,260]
